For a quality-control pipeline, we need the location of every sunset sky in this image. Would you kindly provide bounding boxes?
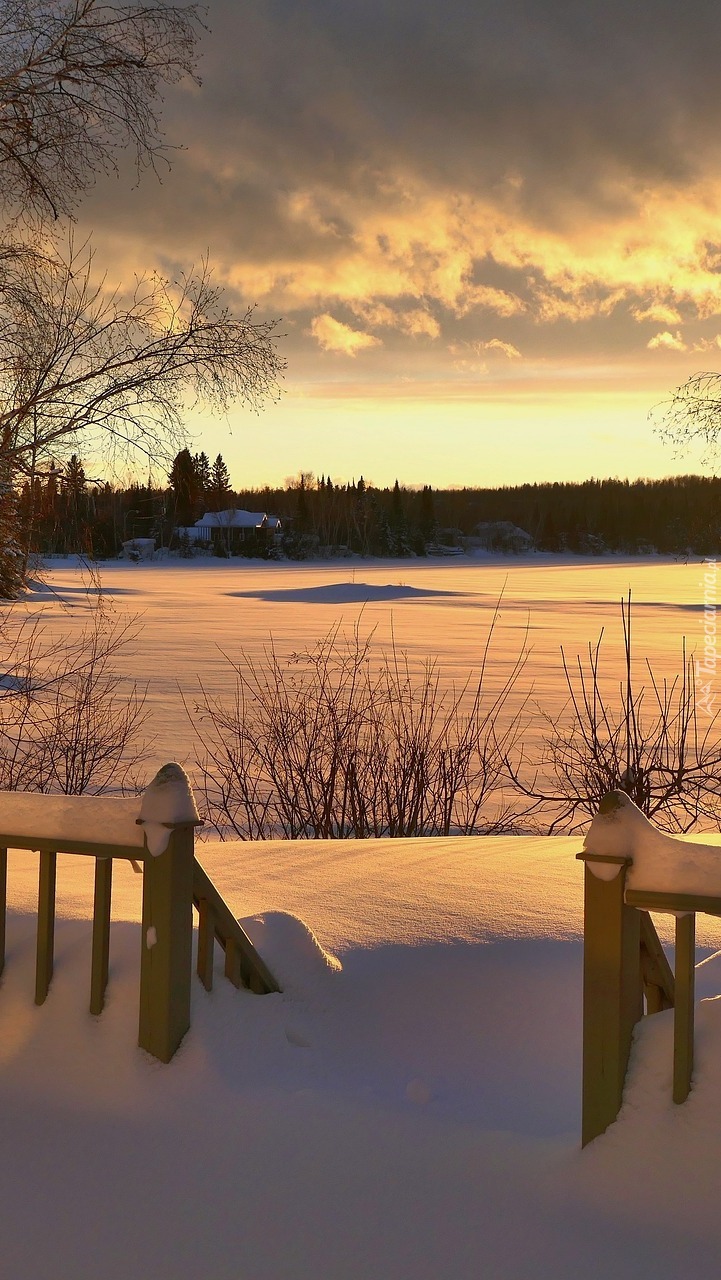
[81,0,721,489]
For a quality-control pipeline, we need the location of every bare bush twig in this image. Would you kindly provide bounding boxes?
[505,592,721,833]
[186,613,529,840]
[0,604,150,793]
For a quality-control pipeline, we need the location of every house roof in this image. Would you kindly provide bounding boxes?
[194,509,268,529]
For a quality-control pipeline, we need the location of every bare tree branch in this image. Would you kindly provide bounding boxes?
[0,238,285,471]
[652,372,721,461]
[0,0,204,223]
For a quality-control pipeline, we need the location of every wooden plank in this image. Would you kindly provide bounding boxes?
[639,910,675,1013]
[576,852,632,866]
[138,827,194,1063]
[192,859,280,994]
[196,896,214,992]
[673,913,696,1105]
[35,851,57,1005]
[90,858,113,1016]
[223,935,243,989]
[626,889,721,917]
[581,862,643,1147]
[0,832,145,860]
[0,847,6,978]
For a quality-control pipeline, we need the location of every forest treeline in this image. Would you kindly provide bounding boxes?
[19,449,721,560]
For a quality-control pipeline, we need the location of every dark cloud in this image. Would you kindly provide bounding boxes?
[76,0,721,389]
[86,0,721,230]
[190,0,721,208]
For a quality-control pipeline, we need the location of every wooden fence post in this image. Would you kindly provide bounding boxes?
[0,846,6,978]
[673,913,696,1105]
[138,825,194,1063]
[196,896,215,992]
[90,857,113,1016]
[578,852,642,1147]
[35,851,57,1005]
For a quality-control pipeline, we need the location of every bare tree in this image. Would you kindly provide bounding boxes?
[653,372,721,460]
[0,0,203,223]
[0,2,284,589]
[1,239,283,473]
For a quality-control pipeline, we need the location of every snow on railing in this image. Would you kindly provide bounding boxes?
[0,764,278,1064]
[577,790,721,1146]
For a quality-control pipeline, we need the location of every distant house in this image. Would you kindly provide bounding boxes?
[121,537,156,561]
[472,521,535,553]
[177,509,282,553]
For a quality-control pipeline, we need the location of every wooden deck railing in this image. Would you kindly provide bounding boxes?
[578,793,718,1146]
[0,767,279,1063]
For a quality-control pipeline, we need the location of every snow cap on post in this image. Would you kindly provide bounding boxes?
[138,763,200,856]
[585,789,721,899]
[581,789,639,880]
[584,790,643,854]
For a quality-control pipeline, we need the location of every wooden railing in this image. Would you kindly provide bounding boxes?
[193,859,279,996]
[0,769,279,1063]
[578,794,718,1146]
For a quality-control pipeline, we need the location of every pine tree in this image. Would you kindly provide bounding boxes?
[419,485,436,545]
[389,479,411,556]
[61,454,88,554]
[168,449,200,525]
[194,452,211,492]
[208,454,232,511]
[0,436,23,597]
[295,473,310,532]
[65,454,86,495]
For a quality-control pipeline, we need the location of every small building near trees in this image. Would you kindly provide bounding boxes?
[471,521,535,553]
[177,509,282,554]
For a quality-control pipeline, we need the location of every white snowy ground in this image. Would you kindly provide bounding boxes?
[2,835,721,1279]
[1,556,721,1278]
[20,551,715,775]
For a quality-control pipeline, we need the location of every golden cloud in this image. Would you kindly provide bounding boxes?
[632,302,683,325]
[482,339,523,359]
[86,143,721,380]
[647,330,687,351]
[350,300,441,338]
[215,172,721,339]
[308,313,381,355]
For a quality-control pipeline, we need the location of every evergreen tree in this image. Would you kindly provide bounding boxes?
[194,451,211,492]
[419,485,436,546]
[208,453,232,511]
[168,449,200,525]
[0,434,22,596]
[389,479,411,556]
[61,454,88,555]
[65,454,86,495]
[295,473,310,532]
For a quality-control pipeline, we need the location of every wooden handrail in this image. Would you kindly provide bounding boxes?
[578,792,721,1144]
[626,888,721,916]
[639,910,675,1013]
[0,832,145,859]
[192,858,280,995]
[0,767,280,1063]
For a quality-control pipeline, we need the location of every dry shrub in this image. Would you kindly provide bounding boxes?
[507,593,721,833]
[188,615,528,840]
[0,606,149,794]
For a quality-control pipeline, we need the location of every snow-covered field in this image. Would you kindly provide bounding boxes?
[2,554,721,1278]
[20,551,715,773]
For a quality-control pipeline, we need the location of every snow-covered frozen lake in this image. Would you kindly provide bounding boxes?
[19,551,715,775]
